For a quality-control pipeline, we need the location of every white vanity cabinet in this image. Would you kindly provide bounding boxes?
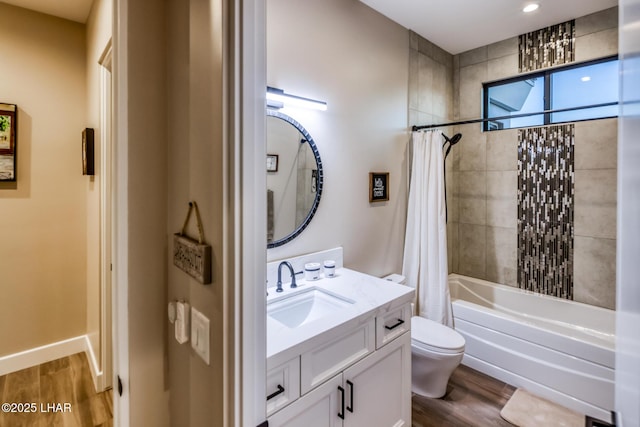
[268,327,411,427]
[341,332,411,426]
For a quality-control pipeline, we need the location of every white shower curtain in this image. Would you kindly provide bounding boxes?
[402,130,452,326]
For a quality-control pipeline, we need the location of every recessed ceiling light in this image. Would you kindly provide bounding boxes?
[581,76,591,82]
[523,4,540,13]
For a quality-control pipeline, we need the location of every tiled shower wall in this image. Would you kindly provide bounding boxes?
[408,31,454,128]
[445,7,618,309]
[408,31,456,276]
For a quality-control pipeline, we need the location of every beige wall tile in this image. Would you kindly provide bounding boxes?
[486,171,517,228]
[575,28,618,62]
[433,61,449,118]
[575,118,618,170]
[488,37,518,60]
[487,54,518,82]
[445,168,459,223]
[575,7,619,37]
[410,30,419,51]
[458,224,487,278]
[574,236,616,310]
[433,44,453,69]
[487,129,518,171]
[418,53,434,114]
[575,169,617,239]
[409,49,419,110]
[486,226,517,286]
[459,63,487,119]
[460,197,486,225]
[459,46,488,68]
[459,171,486,225]
[409,108,420,129]
[458,125,486,170]
[447,222,459,274]
[418,35,434,57]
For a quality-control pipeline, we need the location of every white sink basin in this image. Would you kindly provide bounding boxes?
[268,287,355,328]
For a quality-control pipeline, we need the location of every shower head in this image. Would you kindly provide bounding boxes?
[446,133,462,145]
[443,133,463,159]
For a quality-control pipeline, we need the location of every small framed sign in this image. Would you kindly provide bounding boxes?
[266,154,279,172]
[369,172,389,202]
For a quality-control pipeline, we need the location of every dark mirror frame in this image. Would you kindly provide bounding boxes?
[266,109,323,249]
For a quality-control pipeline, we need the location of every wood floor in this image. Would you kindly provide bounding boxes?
[412,364,517,427]
[0,353,113,427]
[0,355,511,427]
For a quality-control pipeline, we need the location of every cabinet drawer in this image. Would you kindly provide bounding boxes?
[376,304,412,349]
[300,319,375,395]
[266,356,300,416]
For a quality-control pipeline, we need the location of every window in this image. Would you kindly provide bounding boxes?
[483,56,618,131]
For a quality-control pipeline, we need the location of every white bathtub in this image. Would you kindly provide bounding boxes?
[450,274,615,421]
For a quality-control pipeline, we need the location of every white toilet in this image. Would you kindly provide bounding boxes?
[383,274,466,398]
[410,315,465,398]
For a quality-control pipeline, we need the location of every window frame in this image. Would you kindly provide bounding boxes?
[482,55,619,131]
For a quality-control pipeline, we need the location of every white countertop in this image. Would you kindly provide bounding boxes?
[266,267,415,367]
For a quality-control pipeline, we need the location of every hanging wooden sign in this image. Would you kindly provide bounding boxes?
[173,201,212,284]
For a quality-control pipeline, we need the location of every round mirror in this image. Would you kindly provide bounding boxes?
[266,110,323,248]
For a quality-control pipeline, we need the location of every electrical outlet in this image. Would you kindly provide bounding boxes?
[191,307,210,365]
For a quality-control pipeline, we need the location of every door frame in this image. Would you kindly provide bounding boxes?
[112,0,130,424]
[230,0,267,424]
[98,40,113,393]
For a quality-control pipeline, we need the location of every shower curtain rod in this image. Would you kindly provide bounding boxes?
[412,101,618,131]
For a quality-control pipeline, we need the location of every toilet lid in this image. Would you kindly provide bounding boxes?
[411,316,465,353]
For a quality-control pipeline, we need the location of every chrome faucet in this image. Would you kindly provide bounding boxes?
[276,261,297,293]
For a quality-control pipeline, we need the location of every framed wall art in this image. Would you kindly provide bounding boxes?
[369,172,389,202]
[0,103,17,182]
[266,154,279,172]
[82,128,95,176]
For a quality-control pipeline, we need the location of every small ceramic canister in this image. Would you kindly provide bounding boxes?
[324,260,336,277]
[304,262,321,281]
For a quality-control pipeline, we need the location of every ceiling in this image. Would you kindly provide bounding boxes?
[0,0,94,23]
[360,0,618,54]
[3,0,618,50]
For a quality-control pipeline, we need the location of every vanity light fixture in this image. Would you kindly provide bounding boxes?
[266,86,327,111]
[523,3,539,13]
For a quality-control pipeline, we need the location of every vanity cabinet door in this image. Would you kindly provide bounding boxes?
[343,332,411,427]
[267,373,343,427]
[266,356,300,417]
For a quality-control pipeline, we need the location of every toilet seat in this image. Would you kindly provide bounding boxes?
[411,316,465,355]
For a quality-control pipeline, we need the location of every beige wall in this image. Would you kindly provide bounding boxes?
[85,0,113,374]
[118,0,229,423]
[266,0,410,278]
[449,7,618,309]
[122,0,171,424]
[0,4,87,356]
[165,0,226,424]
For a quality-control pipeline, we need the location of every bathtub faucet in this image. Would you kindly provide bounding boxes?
[276,261,297,293]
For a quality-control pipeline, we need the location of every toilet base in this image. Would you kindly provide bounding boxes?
[411,345,464,399]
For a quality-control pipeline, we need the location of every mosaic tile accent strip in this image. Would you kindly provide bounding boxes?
[517,124,575,299]
[519,20,575,72]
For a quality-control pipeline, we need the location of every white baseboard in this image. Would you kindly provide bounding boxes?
[0,335,104,392]
[84,335,104,391]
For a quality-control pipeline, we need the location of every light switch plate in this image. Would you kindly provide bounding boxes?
[191,306,210,365]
